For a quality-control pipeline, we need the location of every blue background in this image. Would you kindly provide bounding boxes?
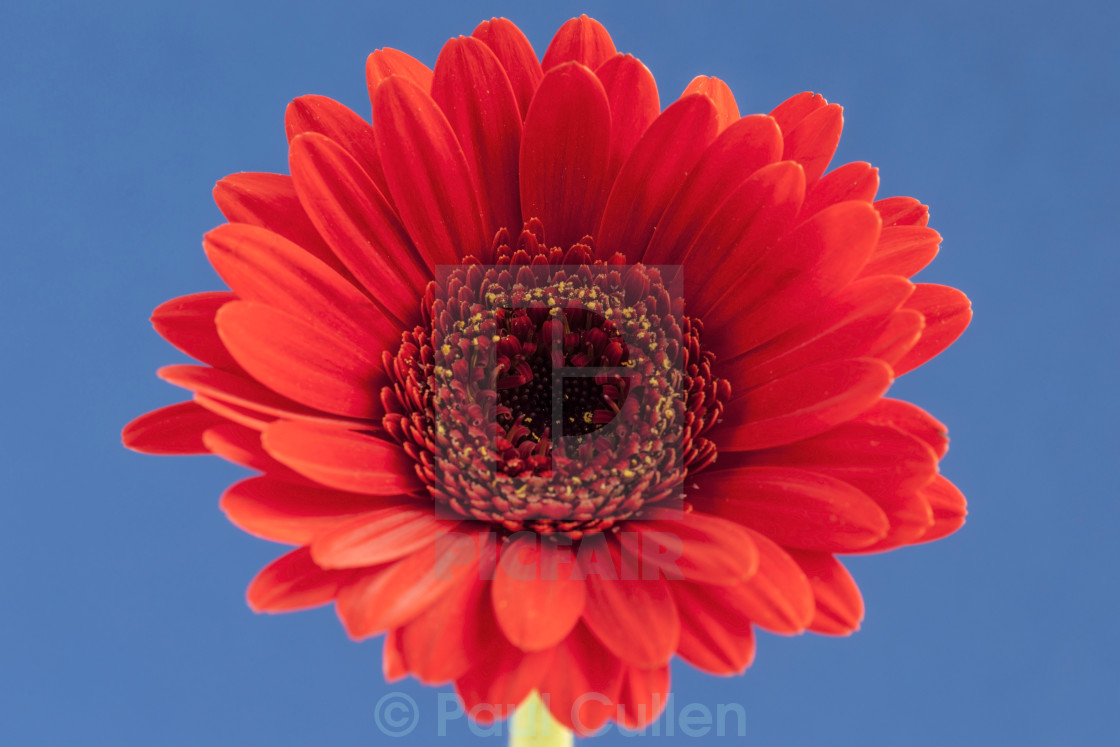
[3,0,1117,744]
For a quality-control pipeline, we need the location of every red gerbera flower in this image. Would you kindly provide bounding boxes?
[124,15,970,736]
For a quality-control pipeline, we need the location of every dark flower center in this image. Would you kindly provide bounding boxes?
[381,221,729,538]
[494,301,630,451]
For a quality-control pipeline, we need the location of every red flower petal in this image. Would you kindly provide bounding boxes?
[261,420,421,496]
[192,395,272,432]
[893,284,972,375]
[672,581,756,675]
[771,91,826,127]
[801,161,879,217]
[680,161,806,309]
[728,274,914,391]
[288,131,430,327]
[833,440,936,553]
[366,47,433,95]
[869,309,925,366]
[212,172,345,278]
[624,512,759,585]
[216,301,386,419]
[284,94,389,201]
[540,623,625,735]
[203,223,400,350]
[311,504,457,569]
[616,665,670,731]
[720,358,893,451]
[203,422,303,477]
[697,466,889,552]
[597,94,718,261]
[682,75,740,130]
[150,292,241,372]
[541,15,617,71]
[728,528,815,634]
[398,574,490,685]
[915,475,967,543]
[122,401,228,455]
[643,115,785,265]
[581,544,679,667]
[785,549,865,636]
[595,54,660,183]
[471,17,543,119]
[382,631,408,682]
[861,225,942,277]
[221,475,396,545]
[875,195,930,227]
[519,62,612,250]
[707,200,882,357]
[158,364,368,430]
[372,76,485,268]
[851,497,934,553]
[335,533,482,637]
[456,638,555,719]
[431,36,523,244]
[492,535,585,651]
[859,398,950,459]
[781,103,843,185]
[745,421,938,497]
[247,546,349,613]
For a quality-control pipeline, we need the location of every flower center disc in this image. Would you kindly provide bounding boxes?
[493,304,629,446]
[383,224,727,538]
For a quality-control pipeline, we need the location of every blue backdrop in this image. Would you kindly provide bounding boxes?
[3,0,1117,744]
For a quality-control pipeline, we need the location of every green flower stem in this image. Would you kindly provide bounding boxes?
[510,691,573,747]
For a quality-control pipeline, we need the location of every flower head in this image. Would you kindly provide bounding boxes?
[124,15,970,734]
